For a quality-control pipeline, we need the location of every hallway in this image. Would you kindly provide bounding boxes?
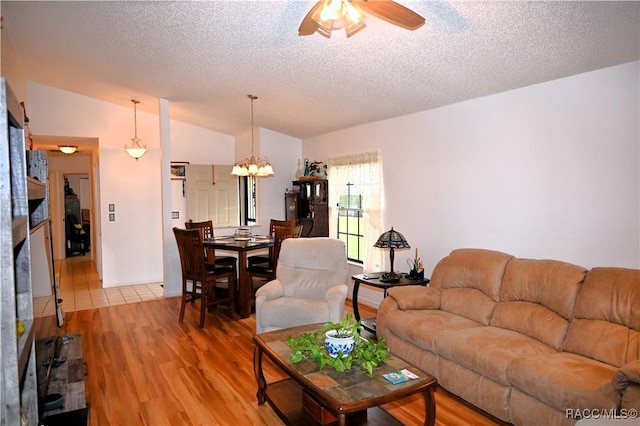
[33,255,164,318]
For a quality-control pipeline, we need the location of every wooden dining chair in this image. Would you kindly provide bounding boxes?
[247,219,296,267]
[173,227,236,327]
[185,219,237,288]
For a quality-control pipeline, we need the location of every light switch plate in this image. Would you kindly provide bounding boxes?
[109,213,115,221]
[171,211,179,219]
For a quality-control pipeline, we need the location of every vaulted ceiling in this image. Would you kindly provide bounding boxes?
[2,1,638,139]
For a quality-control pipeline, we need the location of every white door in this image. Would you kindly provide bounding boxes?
[186,164,239,227]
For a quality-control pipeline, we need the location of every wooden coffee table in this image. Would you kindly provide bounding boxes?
[253,323,437,426]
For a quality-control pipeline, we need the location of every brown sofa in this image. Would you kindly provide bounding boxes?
[377,248,640,425]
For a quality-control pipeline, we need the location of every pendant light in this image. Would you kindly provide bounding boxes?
[124,99,147,160]
[231,95,274,177]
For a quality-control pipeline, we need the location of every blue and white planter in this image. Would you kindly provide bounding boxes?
[324,330,355,358]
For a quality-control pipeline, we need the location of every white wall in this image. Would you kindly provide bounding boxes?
[23,62,639,303]
[27,83,204,288]
[166,118,237,296]
[304,61,640,306]
[255,128,302,233]
[25,81,302,292]
[168,119,236,230]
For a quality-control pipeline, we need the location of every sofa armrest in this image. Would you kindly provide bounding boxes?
[613,359,640,394]
[255,279,284,301]
[387,286,441,310]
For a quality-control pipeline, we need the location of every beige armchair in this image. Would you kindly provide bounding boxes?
[255,238,349,334]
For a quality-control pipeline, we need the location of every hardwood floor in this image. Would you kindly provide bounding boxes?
[34,261,500,426]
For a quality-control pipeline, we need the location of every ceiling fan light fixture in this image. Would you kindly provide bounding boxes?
[124,99,147,160]
[299,0,424,38]
[312,0,366,37]
[344,1,366,23]
[58,145,78,154]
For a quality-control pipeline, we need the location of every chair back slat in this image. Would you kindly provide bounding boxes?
[269,219,296,236]
[185,219,216,264]
[174,227,207,278]
[271,225,299,268]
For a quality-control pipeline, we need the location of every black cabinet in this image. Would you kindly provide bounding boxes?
[65,198,89,256]
[286,179,328,237]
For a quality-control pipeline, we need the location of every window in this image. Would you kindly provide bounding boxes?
[337,184,364,263]
[328,151,384,272]
[239,175,257,226]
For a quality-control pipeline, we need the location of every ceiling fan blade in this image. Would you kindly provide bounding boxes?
[298,1,323,36]
[357,0,425,30]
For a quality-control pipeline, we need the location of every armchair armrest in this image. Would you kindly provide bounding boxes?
[613,359,640,394]
[255,279,284,301]
[386,286,441,310]
[325,284,348,301]
[325,284,349,322]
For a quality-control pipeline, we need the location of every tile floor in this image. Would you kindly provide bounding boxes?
[33,254,164,318]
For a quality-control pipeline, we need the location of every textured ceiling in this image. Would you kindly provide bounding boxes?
[2,1,639,139]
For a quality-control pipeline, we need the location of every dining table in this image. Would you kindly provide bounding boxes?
[203,234,274,318]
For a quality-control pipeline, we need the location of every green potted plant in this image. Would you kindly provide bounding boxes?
[287,314,390,375]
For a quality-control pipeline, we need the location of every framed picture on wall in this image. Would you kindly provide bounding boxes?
[171,162,188,179]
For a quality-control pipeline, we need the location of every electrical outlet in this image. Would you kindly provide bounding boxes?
[171,211,179,219]
[109,213,115,221]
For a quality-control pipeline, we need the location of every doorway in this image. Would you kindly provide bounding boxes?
[63,174,91,257]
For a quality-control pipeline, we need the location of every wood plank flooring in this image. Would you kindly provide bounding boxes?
[34,261,501,425]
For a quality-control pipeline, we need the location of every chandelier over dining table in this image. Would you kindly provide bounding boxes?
[231,95,274,177]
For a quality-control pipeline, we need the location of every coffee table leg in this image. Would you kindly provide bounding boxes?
[422,386,436,426]
[253,345,267,405]
[339,413,347,426]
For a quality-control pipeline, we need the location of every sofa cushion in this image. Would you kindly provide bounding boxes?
[387,286,440,310]
[562,267,640,367]
[256,296,330,331]
[385,309,482,352]
[507,352,619,412]
[431,248,513,325]
[435,326,557,386]
[613,360,640,394]
[491,258,586,350]
[621,385,640,411]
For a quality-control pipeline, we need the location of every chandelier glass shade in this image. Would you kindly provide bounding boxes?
[312,0,366,38]
[231,95,274,177]
[58,145,78,154]
[124,99,147,160]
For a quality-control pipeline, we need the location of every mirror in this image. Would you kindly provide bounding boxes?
[171,164,240,228]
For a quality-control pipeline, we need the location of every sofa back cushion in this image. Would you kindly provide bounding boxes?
[491,258,586,350]
[562,267,640,367]
[431,248,513,325]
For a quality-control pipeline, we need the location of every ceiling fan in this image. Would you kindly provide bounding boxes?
[299,0,425,38]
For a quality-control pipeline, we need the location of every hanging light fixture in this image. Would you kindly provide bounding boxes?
[311,0,367,38]
[58,145,78,154]
[124,99,147,160]
[231,95,274,177]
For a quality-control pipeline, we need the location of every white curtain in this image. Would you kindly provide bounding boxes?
[328,151,384,273]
